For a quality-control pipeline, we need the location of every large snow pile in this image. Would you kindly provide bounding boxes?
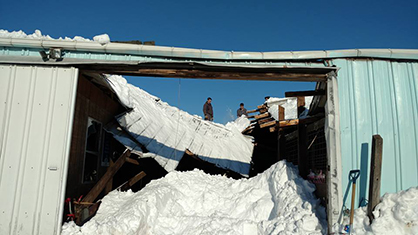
[266,96,313,120]
[0,29,110,43]
[337,186,418,235]
[106,75,253,176]
[62,161,327,235]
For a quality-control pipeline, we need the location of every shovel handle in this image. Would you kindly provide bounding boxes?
[349,169,360,232]
[349,181,357,227]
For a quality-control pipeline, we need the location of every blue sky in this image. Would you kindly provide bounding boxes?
[2,0,417,123]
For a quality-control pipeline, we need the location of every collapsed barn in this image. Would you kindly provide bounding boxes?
[0,34,417,235]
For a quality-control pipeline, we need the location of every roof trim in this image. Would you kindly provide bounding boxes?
[0,37,417,61]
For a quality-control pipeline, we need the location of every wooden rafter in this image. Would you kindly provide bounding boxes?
[82,150,131,203]
[285,90,326,97]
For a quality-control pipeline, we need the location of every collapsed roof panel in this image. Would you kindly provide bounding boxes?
[105,75,253,176]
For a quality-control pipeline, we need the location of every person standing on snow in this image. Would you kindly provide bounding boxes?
[203,97,214,121]
[237,103,248,118]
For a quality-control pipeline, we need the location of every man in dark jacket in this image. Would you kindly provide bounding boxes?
[203,97,213,121]
[237,103,248,117]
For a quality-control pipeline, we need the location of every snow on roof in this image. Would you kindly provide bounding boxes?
[106,75,253,176]
[266,96,313,120]
[61,161,327,234]
[0,29,110,43]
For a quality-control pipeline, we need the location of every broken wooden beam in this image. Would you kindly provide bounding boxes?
[255,112,270,119]
[259,108,268,114]
[258,117,275,125]
[247,109,258,114]
[241,125,255,134]
[104,159,114,194]
[285,90,326,97]
[82,150,131,203]
[279,119,299,127]
[126,157,140,165]
[120,171,147,191]
[260,120,277,128]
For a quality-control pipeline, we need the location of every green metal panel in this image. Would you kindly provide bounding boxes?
[333,58,418,209]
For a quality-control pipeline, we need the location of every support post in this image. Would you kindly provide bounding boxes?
[104,159,114,194]
[82,150,131,203]
[367,135,383,222]
[120,171,146,191]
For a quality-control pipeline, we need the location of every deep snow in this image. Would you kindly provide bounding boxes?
[62,161,327,235]
[336,186,418,235]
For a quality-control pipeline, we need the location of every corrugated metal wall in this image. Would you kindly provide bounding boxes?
[0,65,78,235]
[333,59,418,208]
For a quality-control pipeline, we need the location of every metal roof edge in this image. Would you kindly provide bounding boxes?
[0,37,417,61]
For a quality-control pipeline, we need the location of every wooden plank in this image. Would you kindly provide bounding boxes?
[242,125,255,134]
[278,119,299,127]
[120,171,147,191]
[279,105,285,121]
[257,105,266,109]
[269,126,276,132]
[82,150,131,203]
[104,159,114,194]
[126,157,140,165]
[247,115,255,119]
[285,90,326,97]
[259,108,268,113]
[247,109,258,114]
[258,117,275,125]
[260,120,276,128]
[255,112,270,119]
[367,135,383,223]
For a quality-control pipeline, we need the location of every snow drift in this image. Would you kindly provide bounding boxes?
[337,186,418,235]
[62,161,327,235]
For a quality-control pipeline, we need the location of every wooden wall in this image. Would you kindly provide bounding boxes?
[65,73,125,199]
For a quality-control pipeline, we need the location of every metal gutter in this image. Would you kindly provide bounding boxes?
[0,37,417,61]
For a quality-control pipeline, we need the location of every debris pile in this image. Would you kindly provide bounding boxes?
[62,161,327,235]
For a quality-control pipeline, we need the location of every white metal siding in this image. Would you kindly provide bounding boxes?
[0,65,78,235]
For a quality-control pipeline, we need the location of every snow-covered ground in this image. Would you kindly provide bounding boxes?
[62,161,327,235]
[266,96,313,120]
[61,162,418,235]
[336,186,418,235]
[106,75,253,176]
[0,29,110,43]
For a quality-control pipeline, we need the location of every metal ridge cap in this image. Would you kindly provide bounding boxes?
[0,37,417,60]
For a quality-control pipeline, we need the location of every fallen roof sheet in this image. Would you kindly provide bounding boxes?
[105,75,253,176]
